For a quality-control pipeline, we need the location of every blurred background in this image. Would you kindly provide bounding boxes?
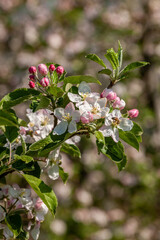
[1,0,160,239]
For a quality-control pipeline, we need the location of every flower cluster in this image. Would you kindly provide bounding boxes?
[28,64,64,89]
[0,185,48,240]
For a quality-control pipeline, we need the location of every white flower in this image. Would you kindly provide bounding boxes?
[79,98,109,120]
[35,198,48,222]
[47,149,62,180]
[65,135,81,145]
[31,223,40,240]
[100,109,133,142]
[68,81,99,107]
[54,102,80,135]
[3,226,14,239]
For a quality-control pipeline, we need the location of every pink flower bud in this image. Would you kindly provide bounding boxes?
[49,64,55,72]
[35,198,43,210]
[119,99,126,110]
[56,66,64,75]
[40,77,49,87]
[20,127,26,135]
[113,97,120,108]
[29,66,37,74]
[29,75,36,82]
[38,64,48,76]
[128,109,139,118]
[29,81,35,88]
[100,88,117,101]
[81,111,93,124]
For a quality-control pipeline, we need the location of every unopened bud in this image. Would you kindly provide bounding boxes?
[100,88,117,100]
[56,66,64,75]
[49,64,55,72]
[38,64,48,76]
[29,81,35,88]
[128,109,139,118]
[81,111,93,124]
[40,77,49,87]
[29,75,36,82]
[29,66,37,74]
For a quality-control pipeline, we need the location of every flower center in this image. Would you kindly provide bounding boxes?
[63,113,71,121]
[91,106,98,114]
[41,117,49,126]
[29,122,34,127]
[81,93,89,101]
[112,117,120,127]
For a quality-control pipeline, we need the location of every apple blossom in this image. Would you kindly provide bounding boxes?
[38,63,48,76]
[29,74,36,81]
[49,64,56,72]
[40,77,49,87]
[81,111,94,124]
[113,97,126,110]
[54,102,80,135]
[29,81,35,88]
[29,66,37,74]
[56,66,64,75]
[100,88,117,101]
[128,109,139,118]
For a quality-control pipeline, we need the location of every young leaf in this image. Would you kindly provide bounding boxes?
[59,167,69,184]
[4,126,19,143]
[23,174,58,215]
[95,131,105,154]
[50,71,59,84]
[0,147,9,160]
[121,61,149,73]
[27,136,53,152]
[0,110,18,127]
[35,95,50,111]
[130,122,143,143]
[5,214,22,238]
[116,154,127,171]
[0,88,41,109]
[20,135,26,154]
[105,48,119,70]
[63,75,101,86]
[119,130,139,151]
[60,143,81,158]
[118,41,123,69]
[98,69,112,76]
[14,154,33,163]
[0,134,7,146]
[85,54,106,68]
[48,86,64,98]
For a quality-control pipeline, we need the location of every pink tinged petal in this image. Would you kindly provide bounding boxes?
[119,118,133,131]
[106,91,117,101]
[85,96,97,106]
[65,102,75,113]
[113,97,120,108]
[119,99,126,110]
[48,164,59,180]
[79,101,92,114]
[54,121,68,135]
[71,110,80,122]
[81,111,93,124]
[97,98,107,108]
[78,81,91,95]
[68,92,82,103]
[89,92,100,99]
[68,121,77,133]
[54,108,65,120]
[100,88,112,98]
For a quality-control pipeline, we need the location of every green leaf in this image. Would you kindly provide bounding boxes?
[85,54,106,68]
[0,88,41,109]
[4,126,19,143]
[27,136,53,152]
[23,174,58,215]
[0,134,7,146]
[105,48,119,70]
[121,61,149,73]
[5,214,22,238]
[0,110,18,127]
[116,154,127,171]
[98,69,112,76]
[35,95,50,111]
[20,135,26,154]
[95,131,105,154]
[63,75,101,86]
[103,137,124,162]
[130,122,143,143]
[60,143,81,158]
[14,154,33,163]
[59,166,69,184]
[118,41,123,69]
[16,230,29,240]
[119,130,139,151]
[48,86,64,98]
[50,71,59,84]
[0,147,9,160]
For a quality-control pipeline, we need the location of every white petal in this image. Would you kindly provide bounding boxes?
[100,125,113,137]
[53,121,68,135]
[101,107,110,118]
[85,96,97,106]
[89,92,100,99]
[79,101,92,114]
[111,109,122,119]
[48,148,62,162]
[68,92,81,103]
[65,102,75,114]
[97,98,107,108]
[71,110,80,122]
[111,127,119,142]
[54,108,65,120]
[68,121,77,133]
[119,118,133,131]
[31,224,40,240]
[78,81,91,95]
[48,164,59,180]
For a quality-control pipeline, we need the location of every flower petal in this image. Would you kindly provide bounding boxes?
[71,110,80,122]
[53,121,68,135]
[68,92,82,103]
[100,125,113,137]
[68,120,77,133]
[48,164,59,180]
[78,81,91,95]
[111,127,119,142]
[65,102,75,114]
[111,109,122,119]
[54,108,65,120]
[119,118,133,131]
[97,98,107,108]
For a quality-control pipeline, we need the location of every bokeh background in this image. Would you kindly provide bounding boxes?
[1,0,160,239]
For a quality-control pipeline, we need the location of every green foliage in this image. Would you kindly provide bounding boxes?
[0,109,18,127]
[61,143,81,158]
[63,75,101,87]
[121,61,149,73]
[0,88,41,109]
[0,147,9,160]
[23,174,58,215]
[4,126,19,143]
[119,130,139,151]
[98,69,112,76]
[48,85,64,98]
[59,166,69,184]
[85,54,106,68]
[105,48,119,70]
[5,214,22,238]
[14,154,33,163]
[35,95,50,111]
